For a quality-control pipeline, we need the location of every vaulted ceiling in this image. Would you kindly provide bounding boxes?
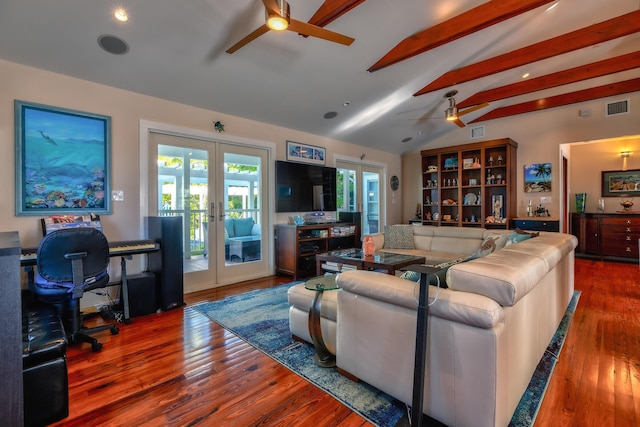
[0,0,638,154]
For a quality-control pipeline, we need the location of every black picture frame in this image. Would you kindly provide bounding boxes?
[601,169,640,197]
[15,100,112,215]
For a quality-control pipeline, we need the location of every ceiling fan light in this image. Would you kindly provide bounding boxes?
[266,1,290,31]
[445,106,458,121]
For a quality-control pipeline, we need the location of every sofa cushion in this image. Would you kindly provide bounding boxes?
[383,225,414,249]
[224,218,235,238]
[234,217,255,237]
[337,270,504,329]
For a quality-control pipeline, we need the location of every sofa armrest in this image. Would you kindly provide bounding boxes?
[251,224,261,236]
[336,270,504,329]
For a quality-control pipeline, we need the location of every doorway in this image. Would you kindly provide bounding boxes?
[336,160,383,235]
[145,129,271,293]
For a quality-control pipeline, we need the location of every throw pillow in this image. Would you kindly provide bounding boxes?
[383,225,415,249]
[399,268,448,288]
[234,217,255,236]
[504,227,539,247]
[469,236,497,260]
[484,232,509,250]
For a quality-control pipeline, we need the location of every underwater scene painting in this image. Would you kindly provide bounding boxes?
[16,101,111,215]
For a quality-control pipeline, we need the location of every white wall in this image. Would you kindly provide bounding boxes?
[0,59,401,249]
[402,94,640,230]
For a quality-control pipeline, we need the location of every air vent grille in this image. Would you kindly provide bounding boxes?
[606,99,629,117]
[470,126,485,139]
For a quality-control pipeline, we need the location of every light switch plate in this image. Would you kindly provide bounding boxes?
[112,190,124,201]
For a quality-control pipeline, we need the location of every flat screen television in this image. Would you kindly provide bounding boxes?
[275,160,337,213]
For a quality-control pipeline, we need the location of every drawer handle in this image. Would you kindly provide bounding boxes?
[627,236,632,241]
[627,220,632,224]
[627,228,632,232]
[626,247,632,252]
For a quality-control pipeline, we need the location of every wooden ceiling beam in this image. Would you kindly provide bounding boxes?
[307,0,365,27]
[468,78,640,123]
[458,51,640,108]
[414,9,640,96]
[367,0,556,73]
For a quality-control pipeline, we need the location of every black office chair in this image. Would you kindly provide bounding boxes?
[29,227,119,352]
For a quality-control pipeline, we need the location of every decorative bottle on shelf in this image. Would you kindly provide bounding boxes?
[527,200,533,217]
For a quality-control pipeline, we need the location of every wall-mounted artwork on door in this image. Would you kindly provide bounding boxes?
[15,100,112,215]
[524,163,552,193]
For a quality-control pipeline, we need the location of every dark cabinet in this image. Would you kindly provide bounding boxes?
[276,223,357,280]
[571,213,639,261]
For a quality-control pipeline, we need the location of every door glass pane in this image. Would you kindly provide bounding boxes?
[364,171,380,234]
[337,168,356,212]
[224,152,262,265]
[157,144,208,272]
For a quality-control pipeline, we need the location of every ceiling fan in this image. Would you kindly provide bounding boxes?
[443,90,489,128]
[225,0,355,54]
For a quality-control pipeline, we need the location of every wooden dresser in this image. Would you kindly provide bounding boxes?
[571,212,640,262]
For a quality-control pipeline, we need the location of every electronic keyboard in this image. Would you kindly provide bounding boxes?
[21,239,159,266]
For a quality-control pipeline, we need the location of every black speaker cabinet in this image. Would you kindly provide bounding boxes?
[126,272,157,317]
[146,216,184,311]
[338,211,362,248]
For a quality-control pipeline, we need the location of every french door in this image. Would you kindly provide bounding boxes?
[336,161,383,235]
[148,132,269,292]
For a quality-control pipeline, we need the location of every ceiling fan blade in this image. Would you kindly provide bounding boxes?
[226,24,270,54]
[288,19,354,46]
[452,118,466,128]
[457,102,490,117]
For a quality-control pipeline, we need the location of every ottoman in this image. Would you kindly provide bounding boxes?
[287,275,338,355]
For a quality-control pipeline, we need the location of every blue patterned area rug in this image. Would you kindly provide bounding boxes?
[193,284,580,427]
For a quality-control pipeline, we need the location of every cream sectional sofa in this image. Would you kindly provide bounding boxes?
[334,225,578,427]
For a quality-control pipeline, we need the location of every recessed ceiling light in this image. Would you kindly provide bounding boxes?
[114,8,129,22]
[418,131,424,135]
[401,137,412,143]
[343,102,350,107]
[324,111,338,119]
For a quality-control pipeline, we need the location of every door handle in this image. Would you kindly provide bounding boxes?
[219,201,226,221]
[209,202,215,221]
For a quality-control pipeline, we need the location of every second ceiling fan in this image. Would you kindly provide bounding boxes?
[443,90,489,128]
[226,0,355,54]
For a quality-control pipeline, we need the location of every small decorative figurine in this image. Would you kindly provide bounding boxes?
[213,121,225,132]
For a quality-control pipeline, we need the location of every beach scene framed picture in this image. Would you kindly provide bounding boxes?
[15,100,112,215]
[524,163,552,193]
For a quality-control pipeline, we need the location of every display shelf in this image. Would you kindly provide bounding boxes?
[420,139,517,228]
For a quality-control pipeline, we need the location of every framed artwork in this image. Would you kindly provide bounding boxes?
[443,157,458,169]
[524,163,552,192]
[15,100,112,216]
[601,169,640,197]
[286,140,325,165]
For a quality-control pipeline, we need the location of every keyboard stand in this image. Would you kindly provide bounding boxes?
[119,255,132,324]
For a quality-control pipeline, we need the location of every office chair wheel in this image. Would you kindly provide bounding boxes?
[91,342,103,352]
[110,326,119,335]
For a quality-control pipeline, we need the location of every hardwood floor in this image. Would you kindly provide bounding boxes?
[50,258,638,426]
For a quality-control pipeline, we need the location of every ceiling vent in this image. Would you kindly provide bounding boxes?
[470,125,485,139]
[605,99,629,117]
